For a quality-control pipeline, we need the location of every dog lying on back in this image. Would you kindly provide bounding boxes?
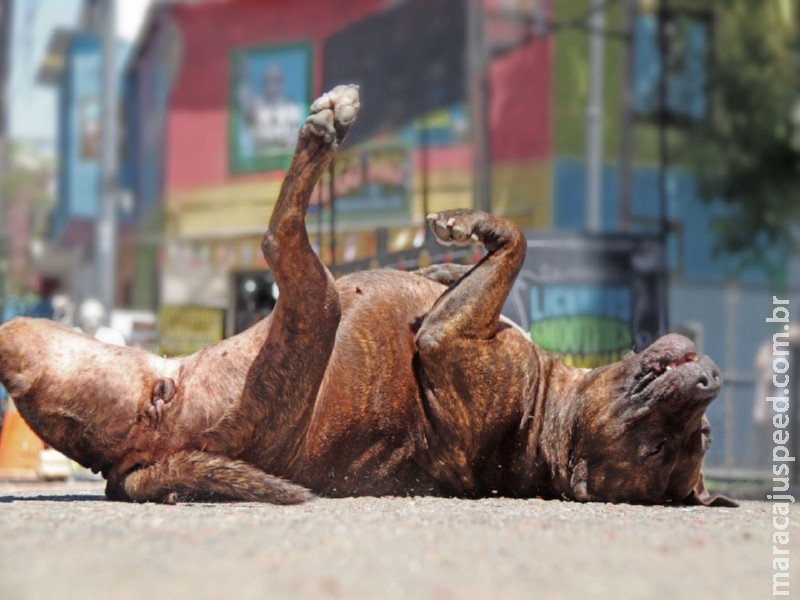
[0,85,735,507]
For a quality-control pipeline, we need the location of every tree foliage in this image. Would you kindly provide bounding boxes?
[686,0,799,282]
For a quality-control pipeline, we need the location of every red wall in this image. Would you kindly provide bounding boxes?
[166,0,386,192]
[164,0,552,192]
[489,37,552,164]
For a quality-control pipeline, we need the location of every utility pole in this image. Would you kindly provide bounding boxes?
[618,0,635,232]
[656,0,670,335]
[585,0,605,233]
[467,0,491,213]
[0,0,12,322]
[96,0,117,323]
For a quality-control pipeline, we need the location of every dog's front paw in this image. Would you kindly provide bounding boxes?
[302,84,360,147]
[426,209,488,247]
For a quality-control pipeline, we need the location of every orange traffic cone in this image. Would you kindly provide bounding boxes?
[0,405,45,479]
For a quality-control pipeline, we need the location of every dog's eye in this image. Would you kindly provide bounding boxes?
[646,440,665,458]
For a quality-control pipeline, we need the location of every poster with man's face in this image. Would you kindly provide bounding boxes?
[230,43,312,173]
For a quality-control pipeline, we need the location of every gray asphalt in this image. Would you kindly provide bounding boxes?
[0,480,790,599]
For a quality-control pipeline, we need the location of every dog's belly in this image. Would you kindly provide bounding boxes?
[289,270,446,496]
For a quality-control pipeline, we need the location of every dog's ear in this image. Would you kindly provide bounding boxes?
[1,373,30,397]
[681,473,739,507]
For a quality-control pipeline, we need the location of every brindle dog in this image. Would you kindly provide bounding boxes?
[0,85,735,506]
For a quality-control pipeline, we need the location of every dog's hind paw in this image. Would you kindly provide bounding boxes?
[426,209,486,247]
[303,84,360,147]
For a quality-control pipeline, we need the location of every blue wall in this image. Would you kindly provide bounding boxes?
[53,34,101,241]
[52,34,132,242]
[552,158,782,286]
[125,17,180,224]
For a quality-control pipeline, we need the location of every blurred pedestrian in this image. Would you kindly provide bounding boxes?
[77,298,126,346]
[51,293,74,327]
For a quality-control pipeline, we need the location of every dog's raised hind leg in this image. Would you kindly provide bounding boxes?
[235,85,360,472]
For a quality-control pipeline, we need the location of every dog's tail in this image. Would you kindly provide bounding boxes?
[110,451,314,505]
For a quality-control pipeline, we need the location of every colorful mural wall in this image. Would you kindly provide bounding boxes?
[123,0,555,323]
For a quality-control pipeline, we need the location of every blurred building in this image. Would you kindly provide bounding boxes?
[0,0,82,322]
[118,0,553,338]
[32,2,136,323]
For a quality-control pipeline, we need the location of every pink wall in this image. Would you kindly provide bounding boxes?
[163,0,552,191]
[165,0,386,192]
[490,37,552,163]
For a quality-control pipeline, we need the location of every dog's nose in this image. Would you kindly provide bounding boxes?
[694,362,721,396]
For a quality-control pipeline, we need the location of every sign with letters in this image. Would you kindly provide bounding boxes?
[503,234,667,367]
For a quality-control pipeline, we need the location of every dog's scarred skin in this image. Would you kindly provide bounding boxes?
[0,85,735,507]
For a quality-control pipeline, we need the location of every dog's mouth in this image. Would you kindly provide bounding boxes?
[631,351,699,397]
[654,352,698,375]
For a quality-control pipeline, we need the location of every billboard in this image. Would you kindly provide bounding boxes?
[323,0,466,145]
[309,141,412,226]
[503,234,667,367]
[229,43,312,173]
[158,306,225,357]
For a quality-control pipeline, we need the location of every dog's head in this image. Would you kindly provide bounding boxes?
[564,334,736,507]
[0,317,158,477]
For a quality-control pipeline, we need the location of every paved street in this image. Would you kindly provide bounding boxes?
[0,480,789,599]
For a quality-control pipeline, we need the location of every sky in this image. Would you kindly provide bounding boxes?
[7,0,151,153]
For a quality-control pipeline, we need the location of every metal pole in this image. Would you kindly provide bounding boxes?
[618,0,635,232]
[585,0,605,233]
[468,0,491,213]
[657,0,669,237]
[657,0,670,335]
[96,0,118,323]
[0,0,11,322]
